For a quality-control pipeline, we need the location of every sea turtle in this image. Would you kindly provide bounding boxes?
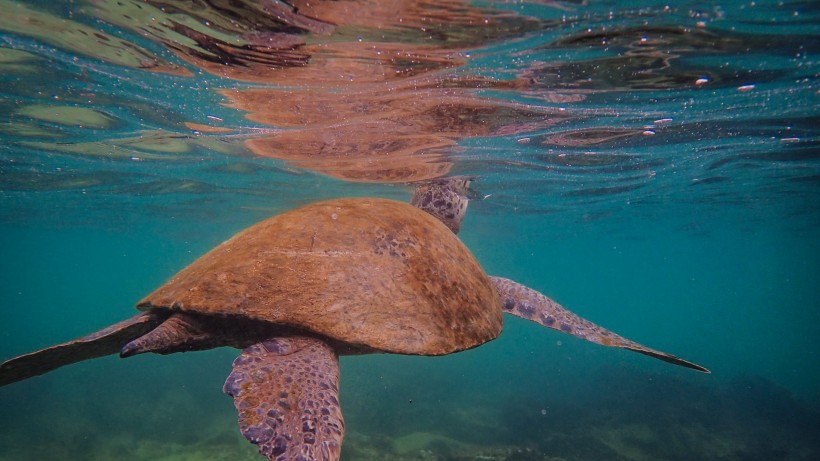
[0,180,708,461]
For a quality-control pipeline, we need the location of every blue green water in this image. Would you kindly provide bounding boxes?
[1,1,819,460]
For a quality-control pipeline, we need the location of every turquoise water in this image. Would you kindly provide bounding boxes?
[1,1,819,460]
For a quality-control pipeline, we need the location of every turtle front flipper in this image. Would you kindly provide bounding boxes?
[224,336,344,461]
[0,311,168,387]
[491,276,709,373]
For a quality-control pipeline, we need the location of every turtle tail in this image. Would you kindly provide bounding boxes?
[0,311,167,387]
[491,276,710,373]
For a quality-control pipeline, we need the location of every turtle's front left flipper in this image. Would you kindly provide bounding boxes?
[0,310,168,387]
[491,276,709,373]
[224,336,345,461]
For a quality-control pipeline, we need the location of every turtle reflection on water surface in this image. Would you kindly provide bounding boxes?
[0,178,708,461]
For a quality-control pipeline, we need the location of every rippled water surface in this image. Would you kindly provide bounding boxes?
[1,1,819,460]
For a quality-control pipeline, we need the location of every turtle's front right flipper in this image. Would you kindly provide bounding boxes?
[224,336,345,461]
[0,311,167,387]
[491,276,710,373]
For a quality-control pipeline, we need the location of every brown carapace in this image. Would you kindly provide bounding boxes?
[138,197,502,356]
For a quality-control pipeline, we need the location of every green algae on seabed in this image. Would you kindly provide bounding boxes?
[0,428,260,461]
[0,170,124,192]
[392,432,470,456]
[340,430,543,461]
[17,129,244,161]
[90,0,251,53]
[0,47,39,73]
[16,104,116,129]
[0,122,64,138]
[19,139,176,161]
[114,130,245,154]
[0,46,36,62]
[0,0,187,75]
[588,421,745,461]
[590,423,657,461]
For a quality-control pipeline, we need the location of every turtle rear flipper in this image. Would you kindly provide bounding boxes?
[0,311,167,387]
[120,312,274,357]
[224,336,344,461]
[491,276,710,373]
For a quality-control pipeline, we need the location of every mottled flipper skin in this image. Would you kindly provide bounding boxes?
[491,276,709,373]
[120,312,278,357]
[224,337,345,461]
[0,311,166,386]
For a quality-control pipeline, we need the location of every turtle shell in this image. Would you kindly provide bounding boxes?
[138,198,502,355]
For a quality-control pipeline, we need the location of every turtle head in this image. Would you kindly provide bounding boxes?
[410,176,474,234]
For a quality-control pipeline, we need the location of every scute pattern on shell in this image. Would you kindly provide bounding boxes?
[138,198,502,355]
